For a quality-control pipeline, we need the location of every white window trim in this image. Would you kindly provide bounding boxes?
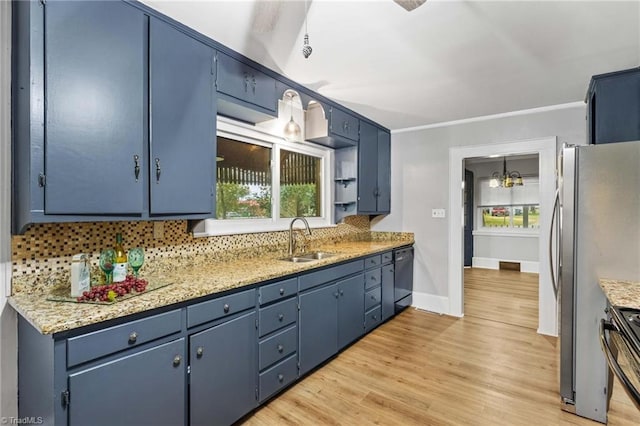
[472,229,539,238]
[195,117,335,237]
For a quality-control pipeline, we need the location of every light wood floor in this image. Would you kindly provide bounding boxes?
[243,269,640,425]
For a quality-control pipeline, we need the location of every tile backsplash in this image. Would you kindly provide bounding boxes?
[11,216,373,294]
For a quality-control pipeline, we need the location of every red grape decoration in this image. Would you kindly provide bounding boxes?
[76,275,149,303]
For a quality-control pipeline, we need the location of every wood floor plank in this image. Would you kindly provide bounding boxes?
[243,269,640,425]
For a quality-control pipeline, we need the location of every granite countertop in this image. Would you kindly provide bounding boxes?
[9,239,413,335]
[599,279,640,310]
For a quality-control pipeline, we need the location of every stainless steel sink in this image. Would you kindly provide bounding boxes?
[279,251,337,262]
[299,251,336,260]
[279,256,315,263]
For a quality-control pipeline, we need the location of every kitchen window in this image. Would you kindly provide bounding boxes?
[195,117,333,236]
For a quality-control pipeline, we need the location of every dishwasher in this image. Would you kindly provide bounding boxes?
[394,247,414,313]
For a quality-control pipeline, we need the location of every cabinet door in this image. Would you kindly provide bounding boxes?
[299,284,338,376]
[190,311,257,426]
[357,121,379,213]
[595,73,640,144]
[377,129,391,213]
[150,19,215,215]
[337,274,365,350]
[330,107,359,142]
[381,264,395,321]
[44,0,144,214]
[216,53,276,112]
[68,339,186,426]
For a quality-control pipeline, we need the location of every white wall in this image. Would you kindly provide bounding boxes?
[0,0,17,419]
[372,105,586,312]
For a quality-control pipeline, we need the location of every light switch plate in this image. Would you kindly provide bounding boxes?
[432,209,446,218]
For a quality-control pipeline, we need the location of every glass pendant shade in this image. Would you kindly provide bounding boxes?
[284,116,301,142]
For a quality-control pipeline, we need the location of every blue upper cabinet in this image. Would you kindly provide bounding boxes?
[358,121,391,215]
[44,0,145,215]
[330,106,360,143]
[587,67,640,145]
[216,52,277,123]
[150,18,215,215]
[306,103,359,148]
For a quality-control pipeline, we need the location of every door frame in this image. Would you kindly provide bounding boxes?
[448,136,558,336]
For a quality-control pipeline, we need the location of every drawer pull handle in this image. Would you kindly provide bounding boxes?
[277,344,284,353]
[278,313,284,322]
[128,332,138,344]
[173,355,182,367]
[279,288,285,295]
[223,304,230,313]
[278,374,284,383]
[196,347,204,358]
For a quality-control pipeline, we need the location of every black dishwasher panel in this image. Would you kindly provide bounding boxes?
[394,247,413,313]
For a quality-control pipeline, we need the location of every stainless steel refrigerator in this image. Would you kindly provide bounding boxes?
[556,141,640,423]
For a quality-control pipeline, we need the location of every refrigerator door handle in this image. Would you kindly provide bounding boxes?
[549,188,560,300]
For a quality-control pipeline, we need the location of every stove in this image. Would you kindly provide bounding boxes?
[611,306,640,356]
[602,306,640,410]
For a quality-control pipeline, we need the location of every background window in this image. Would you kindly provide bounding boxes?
[216,137,272,219]
[279,149,321,218]
[478,177,540,230]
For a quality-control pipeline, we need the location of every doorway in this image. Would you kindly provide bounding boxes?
[448,137,558,336]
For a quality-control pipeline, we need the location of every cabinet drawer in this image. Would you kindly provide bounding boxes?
[216,52,276,112]
[365,287,381,311]
[382,251,393,264]
[299,260,364,292]
[187,289,255,328]
[259,278,297,306]
[364,255,381,269]
[259,324,297,371]
[365,268,381,290]
[365,306,382,332]
[259,354,298,403]
[330,107,359,142]
[259,297,297,337]
[67,309,181,367]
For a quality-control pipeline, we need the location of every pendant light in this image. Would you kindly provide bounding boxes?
[489,157,524,188]
[302,0,312,58]
[283,91,301,142]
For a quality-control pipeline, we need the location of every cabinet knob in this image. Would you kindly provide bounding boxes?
[196,347,204,358]
[279,288,285,295]
[334,292,339,299]
[371,295,376,300]
[390,269,394,273]
[278,374,284,383]
[277,344,284,353]
[128,332,138,344]
[155,158,161,183]
[173,355,182,367]
[133,155,140,181]
[371,276,377,281]
[278,313,284,322]
[339,290,344,296]
[223,303,230,313]
[373,315,378,321]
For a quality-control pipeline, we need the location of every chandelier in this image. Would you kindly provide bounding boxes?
[489,157,523,188]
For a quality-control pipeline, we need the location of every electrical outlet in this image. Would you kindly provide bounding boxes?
[153,222,164,240]
[431,209,446,218]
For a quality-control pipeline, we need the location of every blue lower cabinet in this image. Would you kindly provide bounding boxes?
[68,338,186,426]
[259,354,298,403]
[189,311,257,426]
[299,283,339,375]
[337,274,365,350]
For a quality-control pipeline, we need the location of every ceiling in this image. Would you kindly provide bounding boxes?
[141,0,640,131]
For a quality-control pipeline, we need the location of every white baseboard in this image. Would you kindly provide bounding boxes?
[411,291,450,315]
[472,257,539,273]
